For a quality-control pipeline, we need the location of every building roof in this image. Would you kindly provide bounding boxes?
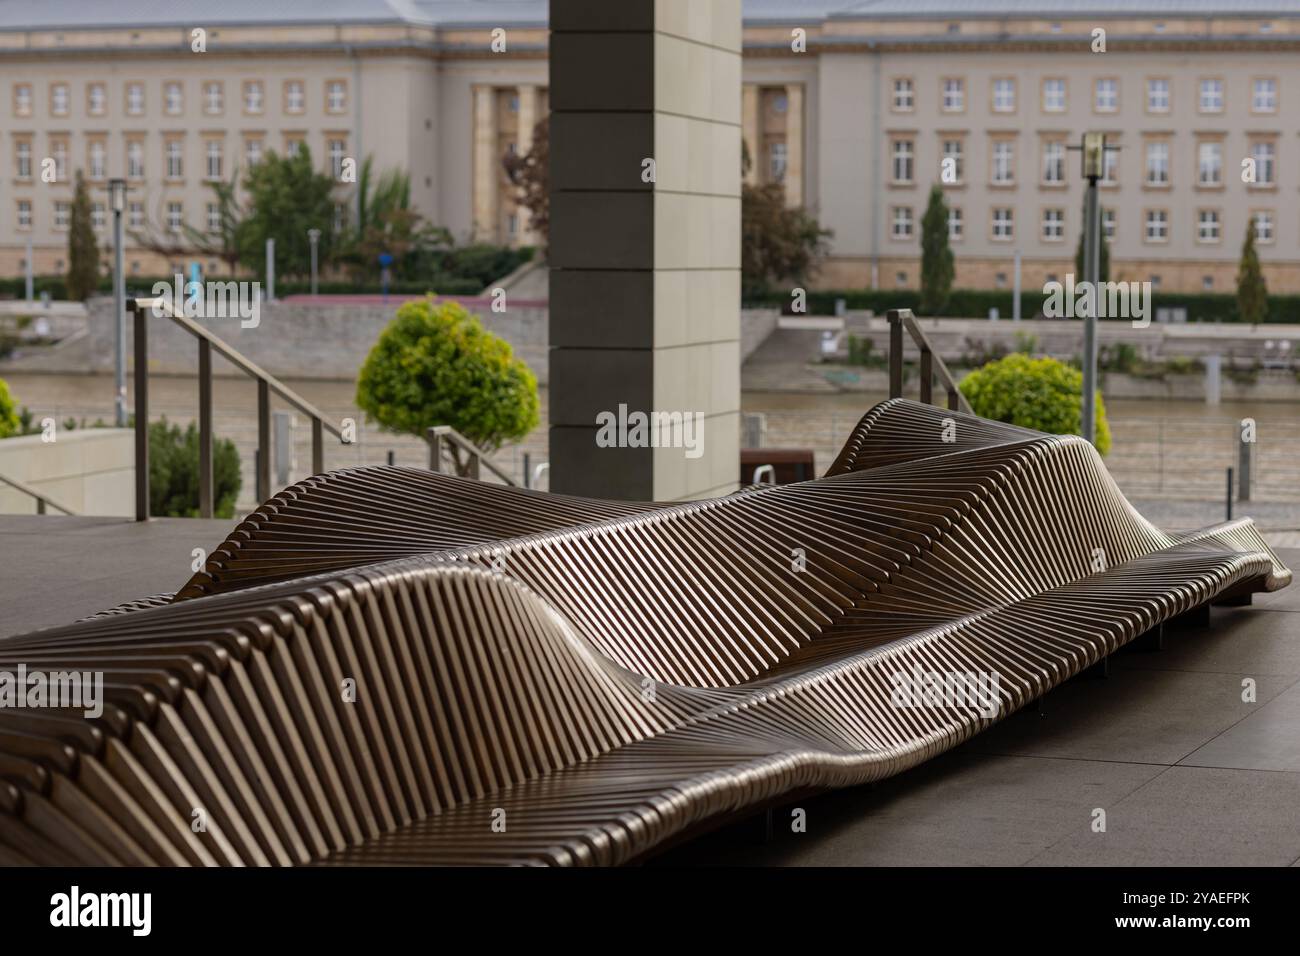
[0,0,1294,31]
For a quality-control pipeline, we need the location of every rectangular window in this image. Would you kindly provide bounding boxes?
[166,201,183,233]
[245,138,263,167]
[207,202,221,234]
[88,141,106,180]
[1042,141,1065,184]
[15,141,31,179]
[166,139,183,179]
[1043,78,1066,112]
[941,139,963,183]
[286,137,303,158]
[891,139,914,184]
[1254,210,1274,243]
[285,80,305,113]
[326,80,347,113]
[51,140,67,181]
[769,141,787,183]
[1250,140,1276,185]
[91,202,105,230]
[1147,78,1170,112]
[203,81,223,115]
[126,82,144,115]
[891,206,913,239]
[992,207,1014,240]
[992,140,1015,185]
[128,201,144,230]
[206,140,223,180]
[14,83,32,116]
[1198,142,1222,185]
[1144,209,1169,242]
[1199,78,1223,112]
[1197,209,1220,242]
[1042,208,1064,240]
[892,78,913,111]
[127,140,144,179]
[17,200,31,229]
[54,201,70,230]
[1146,142,1169,185]
[51,83,69,116]
[165,81,183,115]
[1102,146,1119,184]
[244,80,264,114]
[1252,77,1277,112]
[992,78,1015,113]
[1102,208,1116,240]
[941,78,964,112]
[947,206,963,241]
[88,82,106,115]
[1094,78,1118,112]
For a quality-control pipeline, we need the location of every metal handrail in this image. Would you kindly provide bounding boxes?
[0,471,77,515]
[886,308,974,415]
[425,426,519,486]
[127,295,348,521]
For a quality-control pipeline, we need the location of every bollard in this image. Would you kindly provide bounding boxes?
[1225,466,1233,521]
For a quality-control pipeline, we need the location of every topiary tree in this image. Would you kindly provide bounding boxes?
[919,184,954,314]
[356,298,540,475]
[0,377,20,438]
[148,417,242,518]
[66,170,100,301]
[959,353,1111,455]
[1237,222,1268,326]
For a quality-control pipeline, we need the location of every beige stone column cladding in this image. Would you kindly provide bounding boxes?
[471,84,499,242]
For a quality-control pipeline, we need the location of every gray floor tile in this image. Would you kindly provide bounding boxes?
[1180,680,1300,772]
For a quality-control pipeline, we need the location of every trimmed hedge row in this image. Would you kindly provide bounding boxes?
[745,288,1300,324]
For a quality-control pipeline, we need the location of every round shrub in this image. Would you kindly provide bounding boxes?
[356,298,539,471]
[0,377,20,439]
[958,353,1111,455]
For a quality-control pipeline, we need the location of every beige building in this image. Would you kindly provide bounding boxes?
[2,1,1299,293]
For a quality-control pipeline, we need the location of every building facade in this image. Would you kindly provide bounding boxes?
[1,1,1298,293]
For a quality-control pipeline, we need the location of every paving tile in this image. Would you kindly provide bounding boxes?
[1180,680,1300,772]
[959,667,1291,765]
[1028,766,1300,866]
[1111,606,1300,677]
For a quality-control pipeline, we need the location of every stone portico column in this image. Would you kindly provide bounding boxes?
[785,83,804,207]
[549,0,742,501]
[471,85,499,242]
[515,84,538,243]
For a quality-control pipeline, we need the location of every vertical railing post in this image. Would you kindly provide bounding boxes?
[256,378,271,502]
[947,388,960,412]
[887,310,903,398]
[198,337,214,518]
[468,452,481,481]
[919,346,933,405]
[37,498,46,516]
[311,416,324,475]
[427,428,442,473]
[1225,467,1234,521]
[133,301,149,521]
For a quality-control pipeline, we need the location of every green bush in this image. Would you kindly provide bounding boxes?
[0,377,20,438]
[149,418,242,518]
[356,298,540,473]
[959,353,1111,455]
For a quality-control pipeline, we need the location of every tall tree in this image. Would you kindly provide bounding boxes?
[234,146,337,281]
[740,142,831,298]
[1073,197,1110,282]
[66,170,99,300]
[503,118,549,249]
[919,184,954,314]
[1237,221,1268,326]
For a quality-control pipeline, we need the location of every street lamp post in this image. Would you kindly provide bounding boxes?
[108,178,127,427]
[308,228,321,296]
[1079,133,1105,448]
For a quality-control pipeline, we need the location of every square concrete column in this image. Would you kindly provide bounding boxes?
[549,0,742,501]
[471,85,499,242]
[785,84,804,207]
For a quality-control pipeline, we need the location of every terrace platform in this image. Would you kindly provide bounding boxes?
[1,516,1296,866]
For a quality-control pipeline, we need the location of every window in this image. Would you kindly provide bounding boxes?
[769,141,787,183]
[1102,208,1116,240]
[88,141,106,179]
[1101,146,1119,185]
[245,138,263,167]
[91,203,105,230]
[1147,78,1170,112]
[991,207,1014,240]
[891,206,913,239]
[54,201,70,230]
[947,206,963,241]
[205,140,223,179]
[17,200,31,229]
[286,137,303,158]
[14,83,31,116]
[1251,140,1276,185]
[992,140,1014,185]
[127,140,144,179]
[51,83,69,116]
[333,203,347,234]
[126,82,144,115]
[1199,78,1223,112]
[1197,209,1220,242]
[203,81,223,115]
[891,138,914,184]
[88,82,106,115]
[51,140,67,181]
[1198,142,1222,185]
[1043,78,1066,112]
[15,142,31,179]
[1254,210,1274,243]
[285,80,305,113]
[892,78,913,111]
[165,81,183,114]
[1094,78,1118,112]
[326,80,347,113]
[1203,275,1214,290]
[329,139,347,179]
[1042,208,1064,240]
[244,81,263,114]
[1144,209,1168,242]
[992,78,1015,112]
[1042,141,1065,184]
[942,139,964,183]
[1252,78,1277,113]
[1145,142,1169,185]
[128,201,144,230]
[941,78,964,112]
[166,201,183,234]
[166,139,183,179]
[207,202,221,234]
